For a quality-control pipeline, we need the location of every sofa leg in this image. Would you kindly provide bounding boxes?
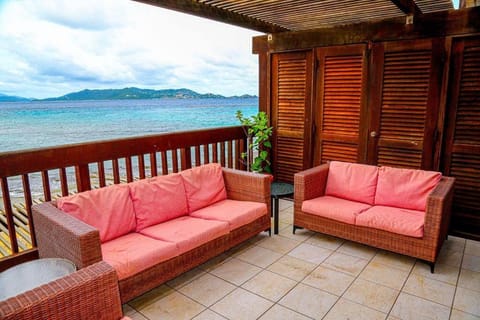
[293,225,297,234]
[429,261,435,274]
[265,228,271,237]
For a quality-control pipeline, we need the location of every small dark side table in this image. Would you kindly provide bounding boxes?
[271,182,294,234]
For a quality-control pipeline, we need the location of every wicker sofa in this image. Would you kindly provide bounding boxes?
[293,161,455,272]
[0,261,129,320]
[32,163,271,302]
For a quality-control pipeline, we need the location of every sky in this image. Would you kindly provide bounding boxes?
[0,0,261,99]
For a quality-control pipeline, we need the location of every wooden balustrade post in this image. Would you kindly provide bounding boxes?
[75,164,91,192]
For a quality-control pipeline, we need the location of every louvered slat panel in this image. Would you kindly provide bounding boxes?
[376,48,432,169]
[321,141,357,163]
[451,153,480,210]
[315,46,365,165]
[272,52,311,182]
[454,47,480,144]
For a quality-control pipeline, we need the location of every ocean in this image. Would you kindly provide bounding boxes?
[0,98,258,152]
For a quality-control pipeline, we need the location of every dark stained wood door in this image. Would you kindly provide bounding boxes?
[313,44,368,165]
[271,51,313,183]
[443,36,480,239]
[368,39,446,170]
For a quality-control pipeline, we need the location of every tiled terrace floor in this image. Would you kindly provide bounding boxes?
[123,200,480,320]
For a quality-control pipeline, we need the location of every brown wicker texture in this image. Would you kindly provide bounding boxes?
[0,261,128,320]
[294,163,455,264]
[31,168,271,303]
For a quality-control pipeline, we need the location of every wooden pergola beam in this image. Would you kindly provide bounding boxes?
[390,0,423,15]
[133,0,288,33]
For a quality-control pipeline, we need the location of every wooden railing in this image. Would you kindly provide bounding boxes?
[0,126,247,270]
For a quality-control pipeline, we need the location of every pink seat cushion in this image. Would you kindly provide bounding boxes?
[302,195,372,224]
[375,166,442,211]
[129,173,188,231]
[356,205,425,238]
[101,233,178,280]
[190,199,267,231]
[325,161,379,205]
[180,163,227,212]
[139,216,229,255]
[57,184,136,243]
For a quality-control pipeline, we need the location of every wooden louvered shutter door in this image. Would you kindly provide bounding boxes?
[313,44,368,165]
[443,37,480,239]
[368,39,445,169]
[271,51,313,183]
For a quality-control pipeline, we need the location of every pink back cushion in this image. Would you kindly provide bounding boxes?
[57,184,136,243]
[180,163,227,212]
[129,173,188,232]
[375,166,442,211]
[325,161,379,204]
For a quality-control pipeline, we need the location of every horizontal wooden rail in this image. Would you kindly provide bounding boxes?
[0,126,247,270]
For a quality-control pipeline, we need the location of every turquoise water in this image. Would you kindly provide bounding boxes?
[0,98,258,152]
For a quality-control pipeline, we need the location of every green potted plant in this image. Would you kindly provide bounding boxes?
[236,110,273,173]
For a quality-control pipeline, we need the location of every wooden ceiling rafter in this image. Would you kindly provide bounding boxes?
[133,0,288,33]
[390,0,423,15]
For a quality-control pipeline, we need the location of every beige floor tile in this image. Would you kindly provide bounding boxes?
[165,267,206,289]
[462,254,480,272]
[279,211,294,224]
[360,261,409,290]
[279,199,294,210]
[390,292,450,320]
[324,298,386,320]
[279,225,314,242]
[322,252,369,276]
[403,273,456,306]
[337,241,378,260]
[343,278,399,313]
[248,232,271,245]
[454,287,480,316]
[236,245,283,268]
[278,221,291,231]
[242,270,297,302]
[210,258,262,286]
[198,253,231,271]
[267,255,317,281]
[258,235,300,254]
[134,291,205,320]
[387,316,402,320]
[258,304,312,320]
[445,236,467,250]
[226,241,257,257]
[125,312,150,320]
[412,261,460,285]
[129,285,174,310]
[211,288,273,320]
[178,273,236,306]
[288,242,333,264]
[458,268,480,292]
[465,240,480,257]
[437,247,464,267]
[191,309,228,320]
[450,309,480,320]
[305,233,344,251]
[371,250,415,272]
[279,283,338,319]
[302,265,355,296]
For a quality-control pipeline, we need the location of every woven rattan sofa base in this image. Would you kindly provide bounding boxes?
[32,168,271,303]
[0,261,128,320]
[293,164,455,272]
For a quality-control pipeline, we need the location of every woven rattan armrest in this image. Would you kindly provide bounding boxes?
[0,261,126,320]
[423,176,455,246]
[294,163,329,203]
[32,202,102,269]
[222,168,271,211]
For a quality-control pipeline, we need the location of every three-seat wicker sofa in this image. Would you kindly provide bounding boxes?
[293,161,455,272]
[32,163,271,302]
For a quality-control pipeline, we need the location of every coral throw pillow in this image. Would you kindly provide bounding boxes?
[325,161,379,205]
[374,166,442,211]
[129,173,188,231]
[57,184,136,243]
[180,163,227,212]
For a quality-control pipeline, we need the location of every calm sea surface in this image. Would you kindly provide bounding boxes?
[0,98,258,152]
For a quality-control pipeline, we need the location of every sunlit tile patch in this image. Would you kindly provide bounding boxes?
[211,288,273,320]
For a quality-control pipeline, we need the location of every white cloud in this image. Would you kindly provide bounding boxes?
[0,0,261,98]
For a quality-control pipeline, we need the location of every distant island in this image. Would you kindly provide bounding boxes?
[0,88,257,102]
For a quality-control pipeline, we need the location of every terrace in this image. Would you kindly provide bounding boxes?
[1,0,480,319]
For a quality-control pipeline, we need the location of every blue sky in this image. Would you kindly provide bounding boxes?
[0,0,260,98]
[0,0,459,99]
